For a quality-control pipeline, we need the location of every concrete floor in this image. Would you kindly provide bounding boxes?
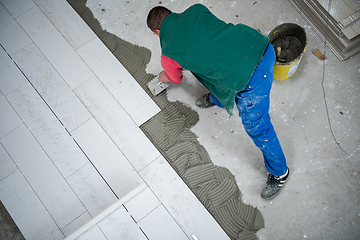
[0,0,359,239]
[88,0,360,239]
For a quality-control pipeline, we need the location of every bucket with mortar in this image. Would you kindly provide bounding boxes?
[269,23,307,81]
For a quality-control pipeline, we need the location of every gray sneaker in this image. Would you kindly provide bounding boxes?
[195,93,215,108]
[261,168,290,199]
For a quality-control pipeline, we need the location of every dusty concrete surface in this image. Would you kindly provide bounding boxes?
[85,0,360,239]
[0,201,25,240]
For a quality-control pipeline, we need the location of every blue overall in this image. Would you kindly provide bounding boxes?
[209,44,288,176]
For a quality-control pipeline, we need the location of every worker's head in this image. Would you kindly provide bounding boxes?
[147,6,172,36]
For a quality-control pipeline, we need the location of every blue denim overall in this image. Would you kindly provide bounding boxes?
[209,43,288,176]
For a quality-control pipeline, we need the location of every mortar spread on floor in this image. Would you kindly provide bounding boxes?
[67,0,264,239]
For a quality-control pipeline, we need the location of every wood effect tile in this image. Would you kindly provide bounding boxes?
[66,163,117,217]
[97,206,147,240]
[15,6,93,89]
[0,3,32,55]
[65,184,147,240]
[0,170,64,240]
[33,0,96,50]
[75,225,107,240]
[6,83,89,178]
[0,96,22,138]
[71,118,144,198]
[0,46,27,96]
[77,37,160,126]
[139,156,230,240]
[61,211,92,238]
[0,0,35,18]
[123,187,161,222]
[74,76,160,171]
[1,124,85,229]
[12,42,91,132]
[138,205,188,240]
[0,143,17,181]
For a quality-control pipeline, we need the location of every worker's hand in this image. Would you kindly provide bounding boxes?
[158,70,170,83]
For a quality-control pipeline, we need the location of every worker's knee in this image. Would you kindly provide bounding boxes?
[243,116,270,138]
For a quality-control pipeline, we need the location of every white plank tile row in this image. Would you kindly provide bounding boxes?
[0,0,35,18]
[0,143,17,181]
[66,184,147,240]
[68,206,149,240]
[97,207,147,240]
[0,47,27,96]
[66,163,117,217]
[1,124,85,229]
[0,2,32,55]
[76,225,107,240]
[74,76,161,171]
[6,83,89,178]
[68,184,192,240]
[0,96,22,138]
[139,156,231,240]
[77,37,160,126]
[71,118,144,198]
[123,187,161,223]
[0,170,64,240]
[61,211,92,238]
[33,0,96,50]
[12,42,92,132]
[138,205,189,240]
[15,5,94,89]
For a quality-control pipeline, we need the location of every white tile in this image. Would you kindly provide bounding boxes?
[0,96,22,138]
[0,170,64,240]
[16,6,94,89]
[0,3,32,55]
[6,83,89,178]
[62,211,92,238]
[77,37,160,126]
[123,187,161,222]
[67,163,118,217]
[0,143,17,180]
[74,76,160,171]
[97,206,147,240]
[75,225,107,240]
[1,124,85,229]
[71,118,144,198]
[0,46,27,96]
[65,184,147,240]
[12,43,92,132]
[140,156,230,240]
[33,0,96,50]
[0,0,35,18]
[138,205,188,240]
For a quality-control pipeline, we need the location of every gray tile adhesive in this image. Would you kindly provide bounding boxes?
[67,1,265,239]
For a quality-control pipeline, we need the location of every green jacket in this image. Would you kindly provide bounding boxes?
[160,4,269,114]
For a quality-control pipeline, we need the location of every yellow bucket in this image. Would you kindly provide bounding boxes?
[269,23,307,81]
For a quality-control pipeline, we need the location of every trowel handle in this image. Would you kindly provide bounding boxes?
[276,47,281,57]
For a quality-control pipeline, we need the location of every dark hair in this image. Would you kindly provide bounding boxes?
[147,6,172,32]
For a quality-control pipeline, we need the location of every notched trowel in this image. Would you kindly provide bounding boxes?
[148,76,170,96]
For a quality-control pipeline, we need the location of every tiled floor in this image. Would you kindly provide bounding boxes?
[1,0,360,240]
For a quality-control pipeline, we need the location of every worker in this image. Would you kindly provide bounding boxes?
[147,4,290,199]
